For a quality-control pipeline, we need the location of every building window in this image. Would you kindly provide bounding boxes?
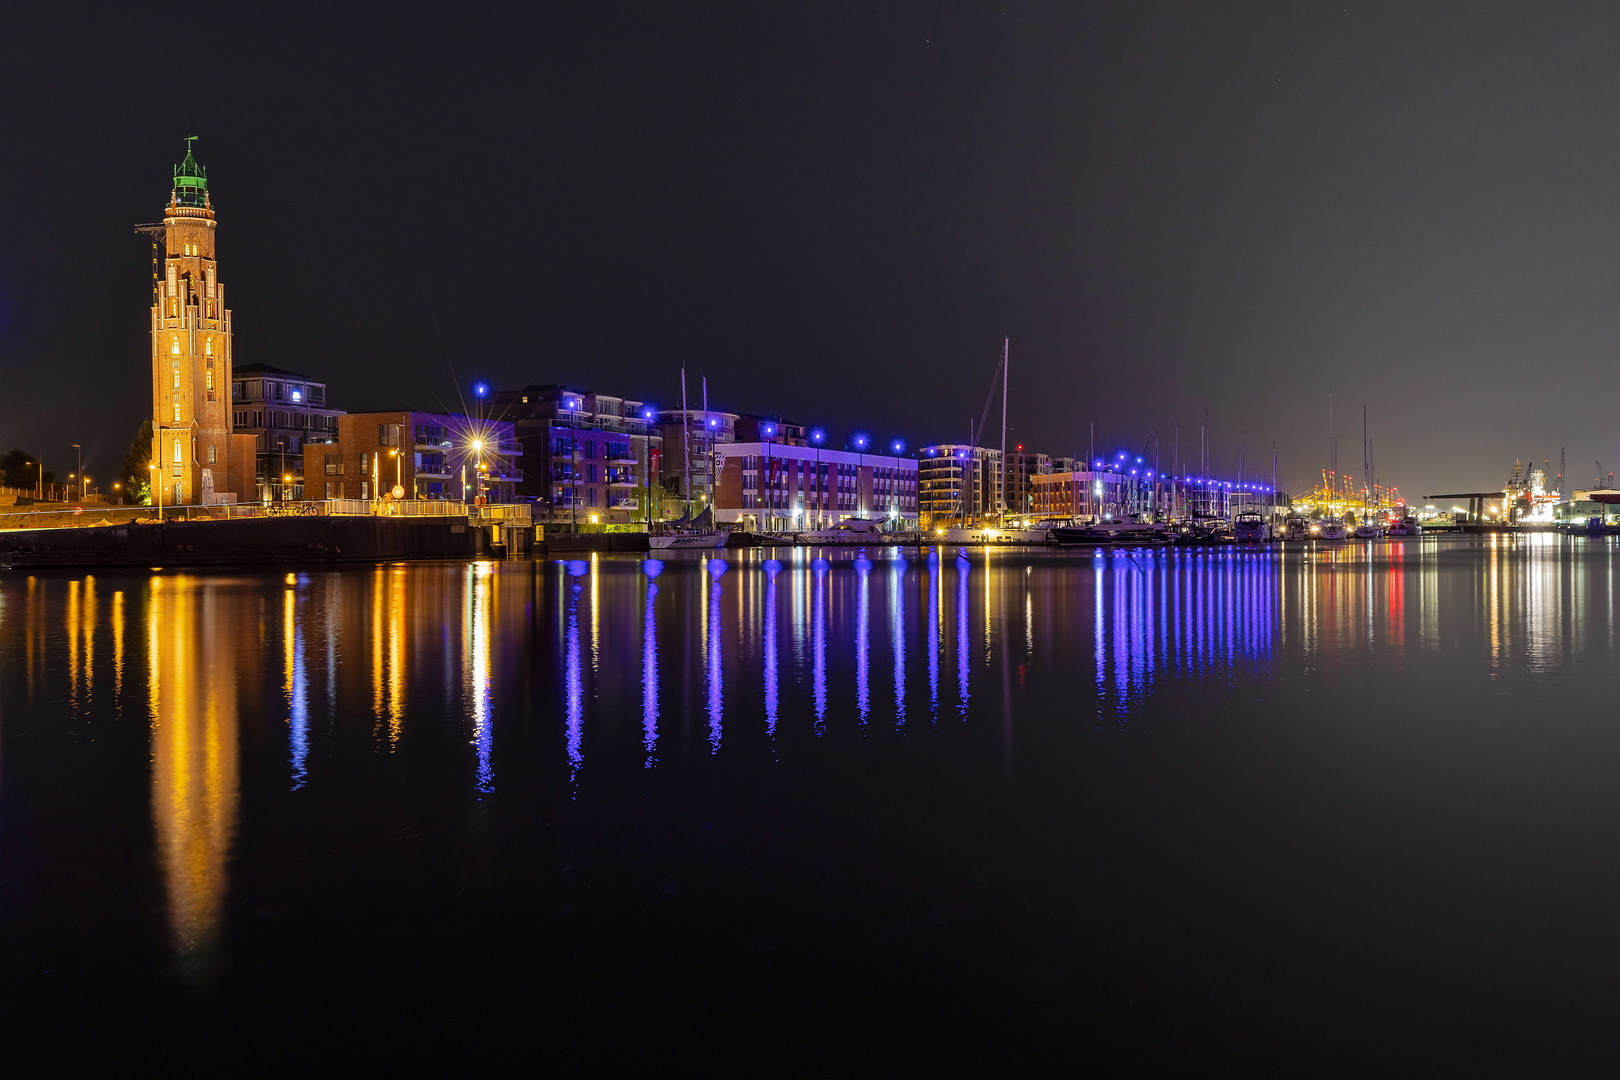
[172,368,181,390]
[360,481,369,500]
[173,402,181,423]
[171,335,180,355]
[204,337,212,357]
[325,453,343,475]
[207,444,216,464]
[379,423,401,447]
[173,441,183,463]
[205,366,214,391]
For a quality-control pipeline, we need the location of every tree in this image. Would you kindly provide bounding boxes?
[1,449,52,491]
[118,419,154,506]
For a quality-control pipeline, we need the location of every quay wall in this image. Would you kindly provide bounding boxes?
[0,515,489,569]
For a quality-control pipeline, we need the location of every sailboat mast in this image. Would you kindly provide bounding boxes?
[702,375,710,518]
[1363,405,1369,517]
[999,337,1008,523]
[681,366,691,521]
[1172,426,1179,519]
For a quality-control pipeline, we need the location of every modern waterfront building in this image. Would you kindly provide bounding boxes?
[300,411,520,503]
[231,363,344,501]
[144,139,255,505]
[917,444,1003,528]
[734,415,807,445]
[1031,454,1279,522]
[712,439,918,528]
[489,385,660,523]
[655,408,740,513]
[1004,449,1050,519]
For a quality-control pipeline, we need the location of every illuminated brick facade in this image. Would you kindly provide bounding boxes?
[146,140,250,505]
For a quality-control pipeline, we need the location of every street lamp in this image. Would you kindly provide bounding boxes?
[283,473,293,503]
[390,447,401,500]
[149,463,160,522]
[112,481,121,506]
[71,443,81,501]
[890,439,905,521]
[853,434,868,517]
[810,428,825,529]
[760,422,776,532]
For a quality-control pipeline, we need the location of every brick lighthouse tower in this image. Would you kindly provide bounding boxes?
[148,138,249,505]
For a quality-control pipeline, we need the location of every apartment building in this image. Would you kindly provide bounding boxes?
[917,444,1003,528]
[230,363,344,500]
[491,384,661,522]
[301,411,520,502]
[711,440,918,528]
[655,408,740,511]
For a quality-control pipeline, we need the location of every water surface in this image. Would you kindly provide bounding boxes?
[4,538,1620,1072]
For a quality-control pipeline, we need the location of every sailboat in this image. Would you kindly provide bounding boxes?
[1352,405,1381,538]
[650,368,727,549]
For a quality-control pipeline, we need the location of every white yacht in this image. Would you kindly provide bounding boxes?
[649,530,727,550]
[1316,517,1347,540]
[943,520,1065,545]
[797,518,891,546]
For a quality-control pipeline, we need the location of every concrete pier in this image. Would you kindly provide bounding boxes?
[0,515,496,569]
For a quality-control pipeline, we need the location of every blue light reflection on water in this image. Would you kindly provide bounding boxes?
[956,552,970,717]
[855,556,871,725]
[764,559,781,743]
[813,557,828,734]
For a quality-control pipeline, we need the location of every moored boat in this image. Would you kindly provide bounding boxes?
[797,517,892,546]
[1317,516,1347,540]
[1233,511,1268,542]
[649,530,727,550]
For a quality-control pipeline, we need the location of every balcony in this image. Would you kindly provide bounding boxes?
[608,455,637,466]
[608,479,637,488]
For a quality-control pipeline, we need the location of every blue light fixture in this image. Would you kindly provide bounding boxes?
[474,382,488,397]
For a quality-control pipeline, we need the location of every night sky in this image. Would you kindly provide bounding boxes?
[5,3,1620,497]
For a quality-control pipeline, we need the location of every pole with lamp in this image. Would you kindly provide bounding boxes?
[890,439,905,524]
[149,463,161,522]
[390,447,401,501]
[853,434,867,517]
[811,429,825,529]
[71,443,82,502]
[761,421,775,532]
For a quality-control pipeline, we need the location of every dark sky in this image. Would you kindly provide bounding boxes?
[5,2,1620,498]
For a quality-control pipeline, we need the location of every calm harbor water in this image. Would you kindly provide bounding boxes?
[5,538,1620,1072]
